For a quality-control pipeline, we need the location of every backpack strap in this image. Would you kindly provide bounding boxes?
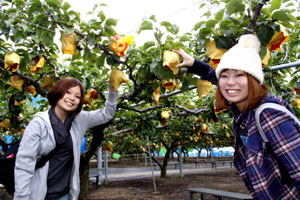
[255,102,300,143]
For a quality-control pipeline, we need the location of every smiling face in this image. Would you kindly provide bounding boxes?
[55,85,81,121]
[219,69,249,111]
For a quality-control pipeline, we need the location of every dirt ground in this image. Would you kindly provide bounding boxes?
[87,169,249,200]
[0,157,251,200]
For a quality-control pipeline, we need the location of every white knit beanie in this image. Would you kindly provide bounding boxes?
[215,34,264,84]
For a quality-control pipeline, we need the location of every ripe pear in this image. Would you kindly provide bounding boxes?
[61,32,78,55]
[162,79,176,92]
[30,55,45,73]
[197,79,212,97]
[0,119,10,129]
[201,124,208,132]
[103,141,113,152]
[4,52,20,72]
[109,35,127,57]
[163,50,180,75]
[110,69,130,92]
[152,86,160,105]
[10,75,24,90]
[41,75,54,90]
[24,85,36,95]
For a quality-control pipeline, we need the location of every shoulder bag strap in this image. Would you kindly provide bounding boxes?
[255,102,300,143]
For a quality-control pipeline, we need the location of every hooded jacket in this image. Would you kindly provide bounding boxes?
[14,91,118,200]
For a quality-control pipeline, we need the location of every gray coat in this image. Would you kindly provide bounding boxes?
[14,91,118,200]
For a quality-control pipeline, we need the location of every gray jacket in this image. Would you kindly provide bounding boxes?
[14,91,118,200]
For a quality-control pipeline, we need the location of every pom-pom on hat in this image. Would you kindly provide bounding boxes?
[215,34,264,84]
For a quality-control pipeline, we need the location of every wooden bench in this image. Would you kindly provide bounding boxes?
[194,158,207,168]
[89,169,103,188]
[211,161,233,169]
[187,188,252,200]
[153,162,179,170]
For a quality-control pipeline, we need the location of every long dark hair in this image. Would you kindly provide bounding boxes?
[47,77,85,116]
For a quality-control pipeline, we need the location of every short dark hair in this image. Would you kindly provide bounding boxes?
[47,77,85,116]
[215,73,270,113]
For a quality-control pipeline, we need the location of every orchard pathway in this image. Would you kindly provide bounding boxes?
[89,161,234,184]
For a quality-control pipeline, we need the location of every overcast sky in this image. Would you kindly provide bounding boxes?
[65,0,207,45]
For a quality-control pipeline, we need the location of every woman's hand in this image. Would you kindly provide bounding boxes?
[172,49,195,69]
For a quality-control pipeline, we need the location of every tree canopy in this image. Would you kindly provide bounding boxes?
[1,0,300,198]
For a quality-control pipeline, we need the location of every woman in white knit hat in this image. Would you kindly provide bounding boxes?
[174,34,300,199]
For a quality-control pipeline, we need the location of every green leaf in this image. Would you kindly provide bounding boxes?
[199,3,206,9]
[199,28,212,38]
[257,26,274,45]
[138,21,153,33]
[13,0,26,7]
[143,41,156,50]
[149,15,157,22]
[160,21,179,34]
[88,19,97,26]
[150,61,159,73]
[104,25,116,36]
[96,54,106,69]
[105,18,118,26]
[160,21,172,27]
[46,0,60,8]
[181,79,190,91]
[215,36,231,49]
[219,19,235,30]
[64,27,74,34]
[62,2,71,10]
[193,21,205,31]
[270,0,282,12]
[98,11,106,22]
[206,20,218,28]
[287,14,297,23]
[226,0,245,15]
[272,10,292,23]
[179,35,190,42]
[259,45,268,61]
[215,9,225,21]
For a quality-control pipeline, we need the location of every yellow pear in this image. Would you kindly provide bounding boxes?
[206,40,227,69]
[24,85,36,95]
[110,69,130,92]
[195,117,202,125]
[61,32,78,55]
[30,55,45,73]
[103,141,113,152]
[41,75,54,90]
[267,24,289,52]
[175,78,181,90]
[163,50,180,75]
[153,86,160,105]
[161,110,171,121]
[201,124,208,132]
[83,95,93,107]
[160,110,172,126]
[10,75,24,90]
[109,35,126,57]
[197,79,212,97]
[0,119,10,129]
[162,79,176,92]
[4,52,20,72]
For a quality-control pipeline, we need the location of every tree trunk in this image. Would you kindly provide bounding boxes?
[78,124,108,200]
[160,165,167,178]
[78,161,90,200]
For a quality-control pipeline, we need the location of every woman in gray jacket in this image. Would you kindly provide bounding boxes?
[14,77,119,200]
